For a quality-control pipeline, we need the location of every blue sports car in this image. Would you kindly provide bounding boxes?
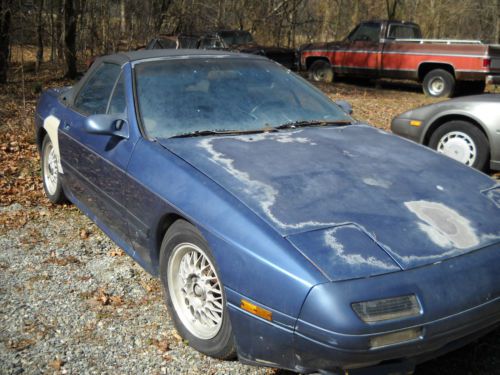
[35,50,500,375]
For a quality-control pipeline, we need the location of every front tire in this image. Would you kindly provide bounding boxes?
[308,60,334,83]
[41,136,67,204]
[422,69,455,98]
[429,120,489,171]
[159,220,236,359]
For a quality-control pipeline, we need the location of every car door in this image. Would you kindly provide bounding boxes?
[341,22,382,77]
[58,61,138,246]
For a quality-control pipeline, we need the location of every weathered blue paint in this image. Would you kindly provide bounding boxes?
[34,50,500,375]
[159,126,500,272]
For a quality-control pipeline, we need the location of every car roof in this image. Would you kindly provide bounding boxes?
[100,49,265,64]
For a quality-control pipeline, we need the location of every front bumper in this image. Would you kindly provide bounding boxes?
[390,117,424,143]
[486,75,500,85]
[228,243,500,374]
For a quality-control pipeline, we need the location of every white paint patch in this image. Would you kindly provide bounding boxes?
[405,200,479,249]
[43,115,64,172]
[323,228,395,270]
[235,130,315,145]
[363,177,391,189]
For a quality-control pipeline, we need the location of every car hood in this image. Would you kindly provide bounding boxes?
[159,125,500,271]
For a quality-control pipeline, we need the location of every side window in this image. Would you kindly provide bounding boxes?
[107,73,127,115]
[348,23,381,43]
[74,63,121,115]
[388,25,421,39]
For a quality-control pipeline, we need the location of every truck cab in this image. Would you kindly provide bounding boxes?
[301,20,500,97]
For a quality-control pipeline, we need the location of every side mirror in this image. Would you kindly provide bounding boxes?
[85,114,129,139]
[335,100,353,115]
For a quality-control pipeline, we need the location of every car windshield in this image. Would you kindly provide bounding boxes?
[219,31,254,45]
[134,58,351,139]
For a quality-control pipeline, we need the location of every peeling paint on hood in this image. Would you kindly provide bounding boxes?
[405,200,479,250]
[159,125,500,270]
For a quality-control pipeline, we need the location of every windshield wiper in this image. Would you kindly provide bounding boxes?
[274,119,352,130]
[169,128,277,139]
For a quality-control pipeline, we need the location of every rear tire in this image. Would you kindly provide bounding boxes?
[159,220,236,360]
[428,120,489,171]
[308,60,334,83]
[41,136,67,204]
[422,69,455,98]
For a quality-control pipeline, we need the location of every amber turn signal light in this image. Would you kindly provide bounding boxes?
[241,299,272,321]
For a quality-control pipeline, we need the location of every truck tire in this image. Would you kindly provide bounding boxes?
[428,120,489,171]
[422,69,455,98]
[308,60,334,83]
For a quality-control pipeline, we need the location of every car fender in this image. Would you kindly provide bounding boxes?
[421,109,491,145]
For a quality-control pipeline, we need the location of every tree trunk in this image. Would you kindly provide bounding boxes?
[120,0,126,35]
[50,0,55,62]
[36,0,44,72]
[155,0,172,34]
[64,0,77,78]
[496,0,500,44]
[56,0,63,60]
[386,0,400,20]
[0,0,13,84]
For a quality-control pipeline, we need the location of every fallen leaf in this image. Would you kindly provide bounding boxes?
[80,229,89,239]
[8,338,35,351]
[95,288,110,305]
[108,248,125,257]
[110,295,124,306]
[49,358,65,370]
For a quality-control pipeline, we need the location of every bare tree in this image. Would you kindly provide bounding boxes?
[386,0,402,20]
[496,0,500,43]
[0,0,12,83]
[64,0,77,78]
[36,0,44,72]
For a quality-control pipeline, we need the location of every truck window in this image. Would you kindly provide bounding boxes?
[387,25,422,39]
[347,23,381,43]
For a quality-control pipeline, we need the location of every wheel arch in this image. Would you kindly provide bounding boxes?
[305,56,331,70]
[423,113,490,146]
[418,62,455,82]
[154,212,191,267]
[36,126,48,153]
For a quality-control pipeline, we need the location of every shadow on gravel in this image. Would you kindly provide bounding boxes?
[415,327,500,375]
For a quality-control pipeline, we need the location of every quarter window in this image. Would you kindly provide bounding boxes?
[107,73,127,115]
[74,63,121,115]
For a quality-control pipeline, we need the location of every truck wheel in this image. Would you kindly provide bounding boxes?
[429,120,489,171]
[308,60,333,83]
[422,69,455,98]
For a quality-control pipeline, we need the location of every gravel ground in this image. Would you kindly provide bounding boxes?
[0,204,274,375]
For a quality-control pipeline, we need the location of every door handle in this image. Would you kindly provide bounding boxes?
[63,121,71,130]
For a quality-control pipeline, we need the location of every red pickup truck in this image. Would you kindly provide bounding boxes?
[300,20,500,97]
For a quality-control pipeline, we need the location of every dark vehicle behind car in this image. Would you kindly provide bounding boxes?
[197,30,297,70]
[146,33,201,50]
